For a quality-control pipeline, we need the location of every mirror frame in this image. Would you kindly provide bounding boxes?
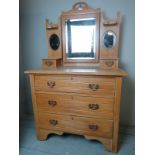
[61,2,100,63]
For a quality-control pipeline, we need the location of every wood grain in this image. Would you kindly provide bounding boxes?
[46,20,62,59]
[38,113,113,138]
[100,12,121,59]
[25,2,128,153]
[42,59,62,68]
[34,75,116,97]
[100,59,119,69]
[36,93,114,119]
[25,70,127,152]
[24,66,127,76]
[112,77,122,152]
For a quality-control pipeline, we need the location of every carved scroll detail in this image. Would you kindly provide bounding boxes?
[103,12,121,26]
[46,19,59,29]
[72,2,89,11]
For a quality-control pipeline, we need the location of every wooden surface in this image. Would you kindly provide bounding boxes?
[36,93,114,119]
[24,66,127,76]
[25,2,127,153]
[112,77,122,152]
[100,12,121,59]
[34,75,115,97]
[42,59,62,68]
[38,113,113,138]
[46,20,62,59]
[100,59,119,69]
[26,71,127,152]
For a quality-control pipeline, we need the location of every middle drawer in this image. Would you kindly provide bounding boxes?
[36,93,114,119]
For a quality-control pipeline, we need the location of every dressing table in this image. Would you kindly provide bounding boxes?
[25,2,127,152]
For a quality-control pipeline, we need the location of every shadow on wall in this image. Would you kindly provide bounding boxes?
[120,63,135,126]
[119,14,135,126]
[22,75,34,115]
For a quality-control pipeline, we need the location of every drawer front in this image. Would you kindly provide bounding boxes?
[38,113,113,138]
[36,93,114,119]
[35,75,115,97]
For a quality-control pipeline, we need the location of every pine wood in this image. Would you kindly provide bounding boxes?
[34,75,115,97]
[100,12,121,59]
[38,113,113,138]
[42,59,62,68]
[36,93,114,119]
[112,77,122,152]
[43,2,122,69]
[25,67,127,152]
[38,128,63,140]
[100,59,119,69]
[25,2,128,153]
[46,20,62,59]
[25,67,127,76]
[85,135,113,151]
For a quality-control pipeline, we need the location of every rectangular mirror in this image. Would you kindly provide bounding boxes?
[65,18,96,59]
[62,11,100,63]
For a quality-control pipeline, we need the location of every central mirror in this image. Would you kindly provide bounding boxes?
[65,18,96,59]
[61,3,100,63]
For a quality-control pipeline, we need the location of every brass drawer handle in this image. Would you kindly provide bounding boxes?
[88,84,99,91]
[49,119,58,126]
[88,104,99,110]
[88,125,98,131]
[48,100,57,106]
[45,60,53,67]
[47,81,55,88]
[105,60,114,67]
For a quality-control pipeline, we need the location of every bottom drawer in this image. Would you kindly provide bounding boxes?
[38,113,113,138]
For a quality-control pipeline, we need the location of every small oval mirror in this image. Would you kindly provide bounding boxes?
[103,31,117,49]
[49,34,60,50]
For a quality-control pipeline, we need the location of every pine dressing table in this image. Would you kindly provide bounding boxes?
[25,2,127,153]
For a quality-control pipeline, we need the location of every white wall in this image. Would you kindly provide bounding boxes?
[20,0,135,126]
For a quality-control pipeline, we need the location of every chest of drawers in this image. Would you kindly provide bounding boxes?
[25,67,127,152]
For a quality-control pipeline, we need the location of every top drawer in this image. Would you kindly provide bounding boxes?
[34,75,116,97]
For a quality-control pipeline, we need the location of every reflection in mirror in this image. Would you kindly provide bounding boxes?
[103,31,117,49]
[65,18,96,59]
[49,34,60,50]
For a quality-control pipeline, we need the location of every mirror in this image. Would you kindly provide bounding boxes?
[103,31,117,49]
[65,18,96,59]
[49,34,60,50]
[61,2,100,63]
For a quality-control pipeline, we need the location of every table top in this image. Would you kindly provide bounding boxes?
[25,66,127,77]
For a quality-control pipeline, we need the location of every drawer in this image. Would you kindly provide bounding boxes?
[35,75,115,97]
[36,93,114,119]
[38,113,113,138]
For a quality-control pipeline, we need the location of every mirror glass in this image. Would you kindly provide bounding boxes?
[103,31,117,49]
[65,18,96,59]
[49,34,60,50]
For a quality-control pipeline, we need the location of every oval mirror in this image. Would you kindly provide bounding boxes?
[103,31,117,49]
[49,34,60,50]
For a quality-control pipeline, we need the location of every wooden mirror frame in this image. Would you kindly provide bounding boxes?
[61,2,100,64]
[43,2,121,69]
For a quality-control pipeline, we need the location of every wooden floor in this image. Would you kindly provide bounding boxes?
[19,116,135,155]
